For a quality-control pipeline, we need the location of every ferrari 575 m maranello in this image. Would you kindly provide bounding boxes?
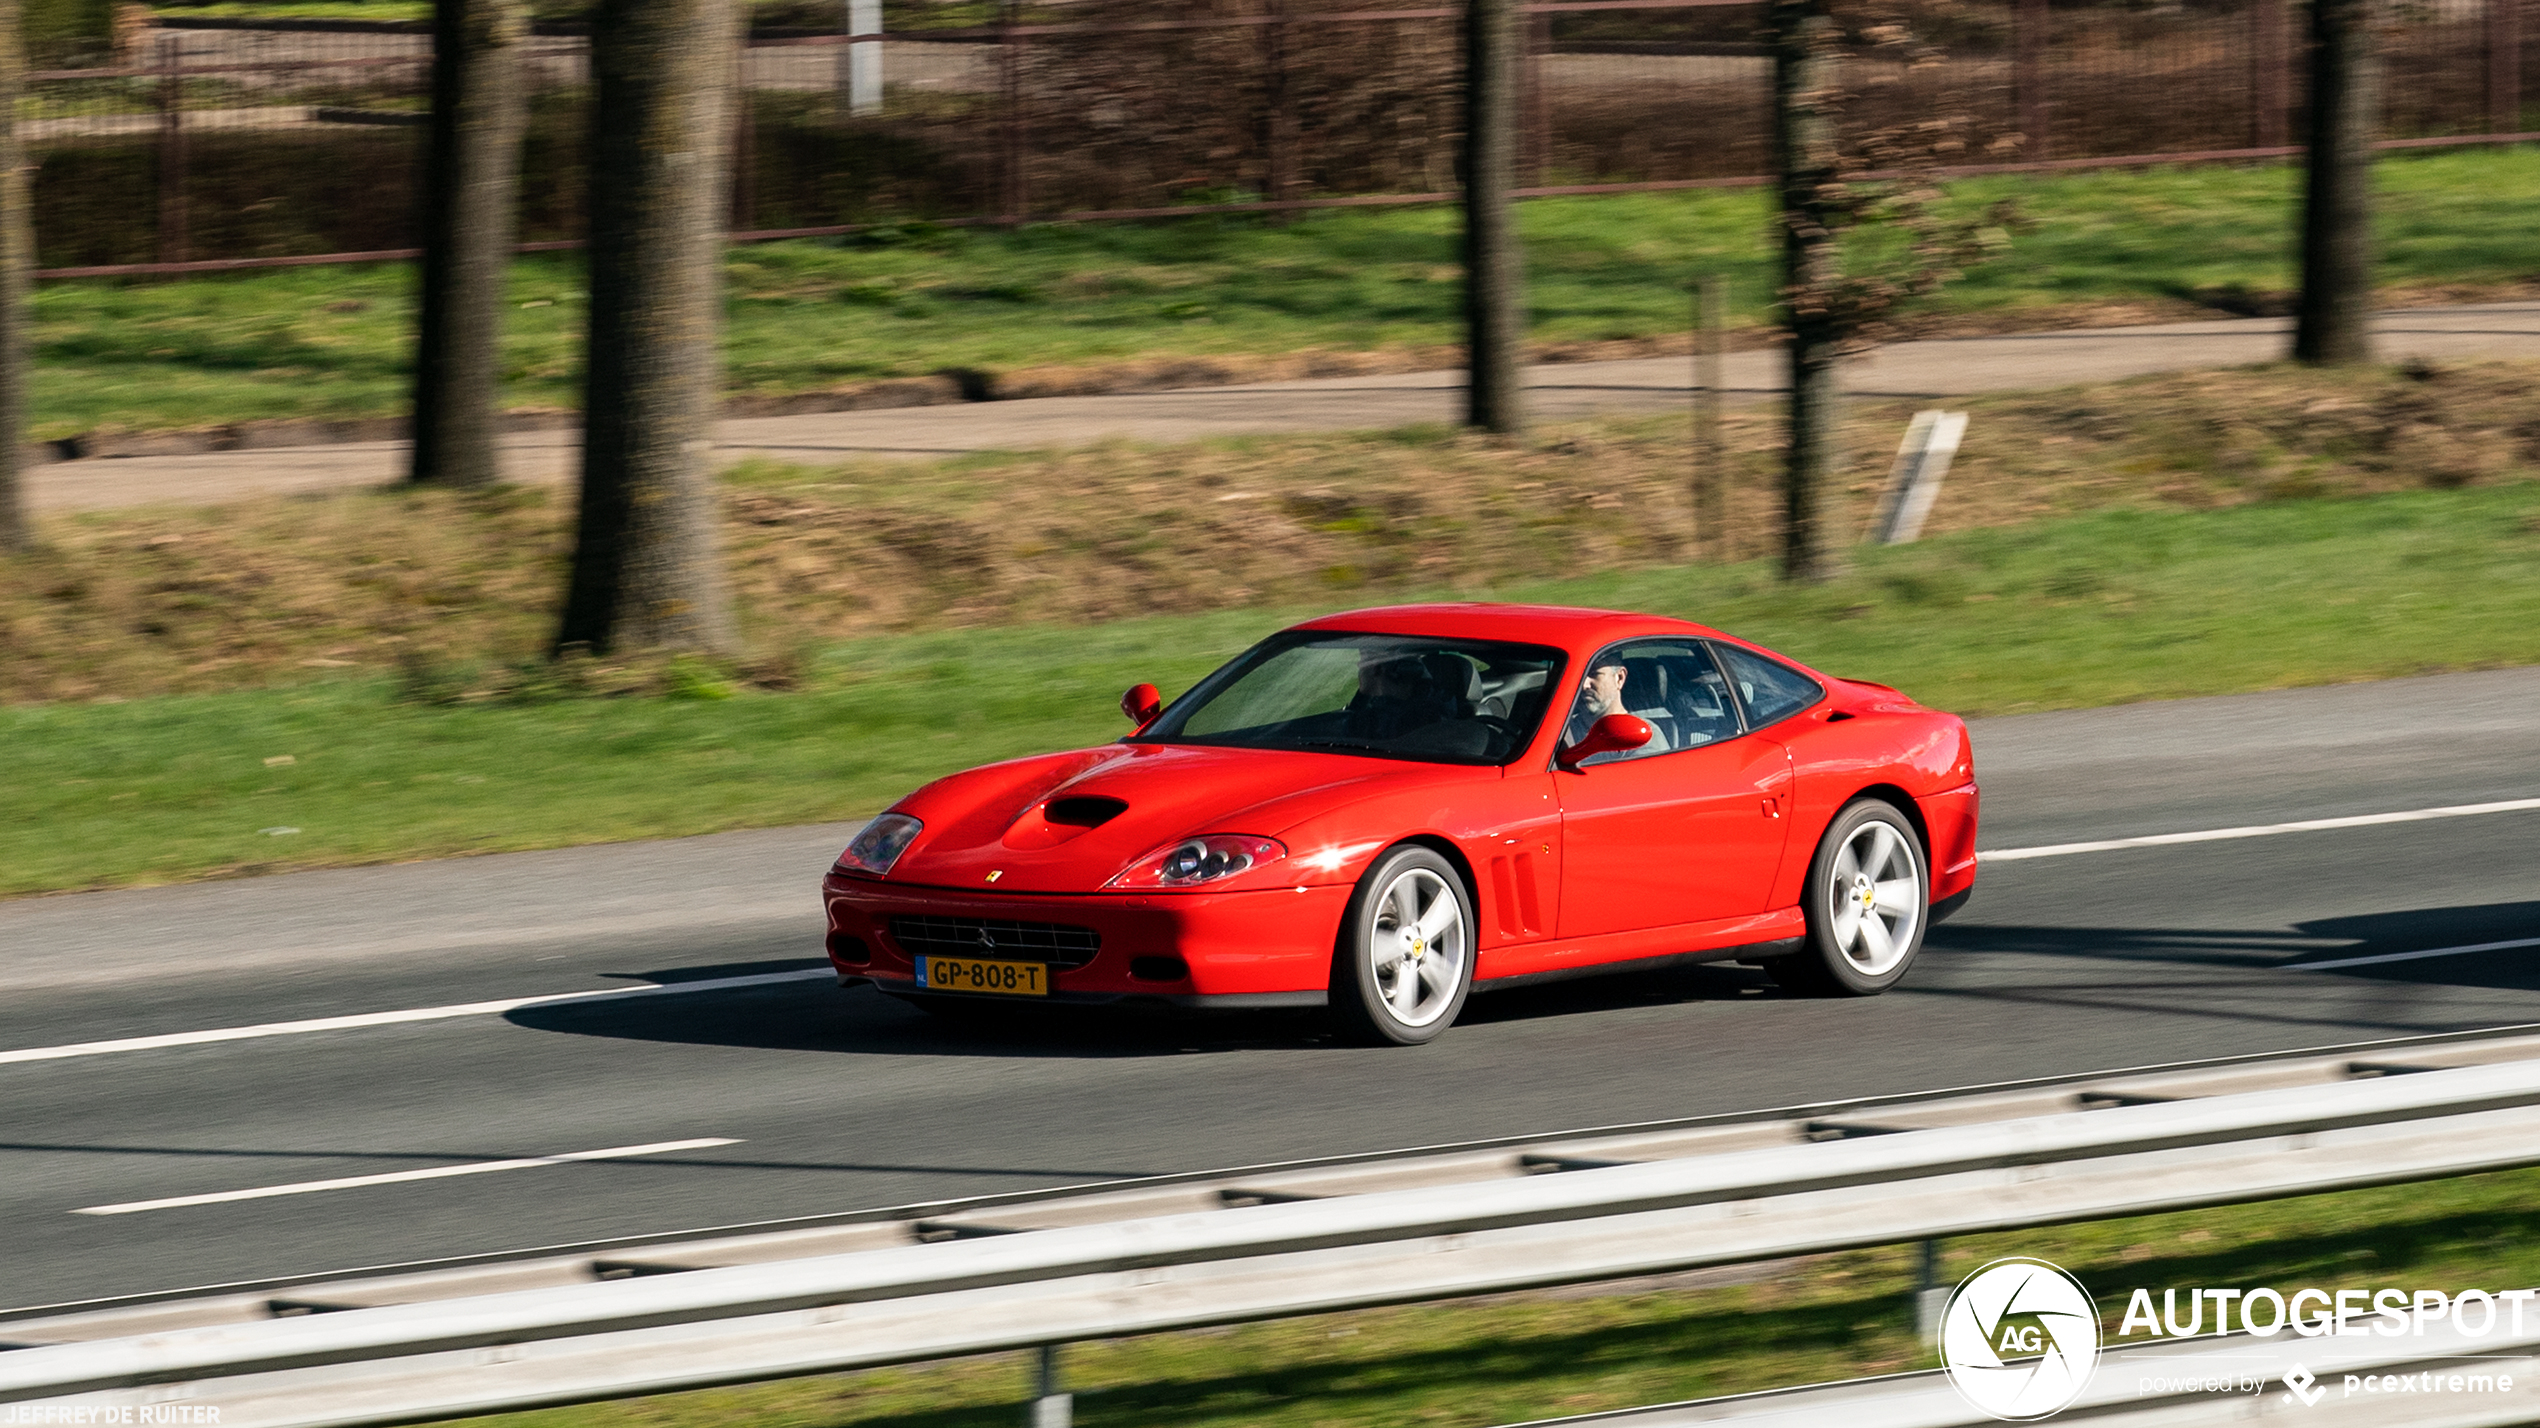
[821,603,1978,1044]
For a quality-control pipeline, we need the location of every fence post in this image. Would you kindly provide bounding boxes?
[730,48,755,231]
[2252,0,2288,147]
[1525,11,1549,186]
[2014,0,2048,158]
[1000,0,1025,225]
[1693,275,1727,560]
[154,31,186,265]
[1261,0,1290,216]
[2491,0,2521,133]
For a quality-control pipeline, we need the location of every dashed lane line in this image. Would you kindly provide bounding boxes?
[0,969,837,1067]
[72,1138,742,1215]
[1977,797,2540,863]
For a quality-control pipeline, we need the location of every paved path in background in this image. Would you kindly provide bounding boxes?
[30,301,2540,514]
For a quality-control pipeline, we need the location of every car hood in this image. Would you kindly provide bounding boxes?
[883,742,1473,894]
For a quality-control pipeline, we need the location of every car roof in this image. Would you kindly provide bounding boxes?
[1289,602,1726,653]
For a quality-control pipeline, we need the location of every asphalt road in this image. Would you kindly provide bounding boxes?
[5,667,2540,1311]
[30,302,2540,513]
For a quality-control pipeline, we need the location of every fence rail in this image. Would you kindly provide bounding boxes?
[10,1040,2540,1426]
[14,0,2537,276]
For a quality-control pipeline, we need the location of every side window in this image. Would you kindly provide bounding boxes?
[1713,644,1823,730]
[1562,639,1742,763]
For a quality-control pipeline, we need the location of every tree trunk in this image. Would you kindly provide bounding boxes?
[1462,0,1524,434]
[410,0,529,489]
[2294,0,2378,365]
[0,0,29,555]
[554,0,740,657]
[1773,0,1842,583]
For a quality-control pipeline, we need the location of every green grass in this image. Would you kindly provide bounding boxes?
[461,1164,2540,1428]
[31,147,2540,439]
[9,479,2538,897]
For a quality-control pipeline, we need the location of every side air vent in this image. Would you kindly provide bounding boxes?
[1044,796,1129,828]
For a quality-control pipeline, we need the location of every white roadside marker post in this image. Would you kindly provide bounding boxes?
[842,0,882,116]
[1870,409,1967,545]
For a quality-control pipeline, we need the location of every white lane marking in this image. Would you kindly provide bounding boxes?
[2289,937,2540,973]
[1978,796,2540,863]
[0,968,836,1067]
[72,1138,741,1216]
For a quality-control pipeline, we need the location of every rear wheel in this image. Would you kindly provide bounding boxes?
[1329,846,1473,1046]
[1767,799,1928,997]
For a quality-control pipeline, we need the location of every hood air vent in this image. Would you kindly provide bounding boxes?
[1044,796,1128,828]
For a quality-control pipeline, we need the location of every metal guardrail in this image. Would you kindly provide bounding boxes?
[10,1040,2540,1427]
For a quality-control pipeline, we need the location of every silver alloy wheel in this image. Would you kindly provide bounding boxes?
[1366,866,1467,1028]
[1826,817,1923,977]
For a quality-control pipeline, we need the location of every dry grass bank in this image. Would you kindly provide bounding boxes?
[5,357,2536,704]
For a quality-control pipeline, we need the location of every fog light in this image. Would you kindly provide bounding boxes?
[826,931,870,966]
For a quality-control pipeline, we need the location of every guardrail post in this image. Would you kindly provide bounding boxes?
[1031,1343,1072,1428]
[154,31,187,265]
[1914,1238,1948,1339]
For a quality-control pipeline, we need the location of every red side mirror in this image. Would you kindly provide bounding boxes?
[1557,713,1653,771]
[1121,682,1163,728]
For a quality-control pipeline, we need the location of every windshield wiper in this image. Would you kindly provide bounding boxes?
[1296,738,1394,755]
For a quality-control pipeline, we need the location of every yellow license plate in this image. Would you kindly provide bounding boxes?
[914,956,1049,996]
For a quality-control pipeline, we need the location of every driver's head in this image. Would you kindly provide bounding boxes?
[1583,660,1628,713]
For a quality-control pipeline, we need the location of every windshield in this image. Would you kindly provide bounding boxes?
[1134,631,1567,765]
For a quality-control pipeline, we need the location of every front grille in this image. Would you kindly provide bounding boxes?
[888,916,1102,969]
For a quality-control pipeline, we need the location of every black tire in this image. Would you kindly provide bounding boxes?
[1766,799,1929,997]
[1328,845,1475,1046]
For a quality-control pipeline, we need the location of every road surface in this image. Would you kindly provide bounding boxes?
[4,666,2537,1310]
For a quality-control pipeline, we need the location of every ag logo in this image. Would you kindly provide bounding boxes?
[1939,1257,2102,1420]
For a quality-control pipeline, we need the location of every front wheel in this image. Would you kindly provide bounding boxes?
[1329,846,1474,1046]
[1767,799,1928,997]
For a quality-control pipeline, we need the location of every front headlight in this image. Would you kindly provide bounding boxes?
[836,813,923,877]
[1109,834,1285,889]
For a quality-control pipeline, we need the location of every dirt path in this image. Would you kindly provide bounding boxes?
[29,301,2540,514]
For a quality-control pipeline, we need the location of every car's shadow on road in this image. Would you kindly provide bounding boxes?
[504,956,1788,1056]
[1927,899,2540,987]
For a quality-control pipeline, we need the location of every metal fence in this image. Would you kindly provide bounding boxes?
[22,0,2539,276]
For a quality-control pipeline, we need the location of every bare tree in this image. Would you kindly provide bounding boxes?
[0,0,29,555]
[2295,0,2379,364]
[410,0,530,489]
[554,0,740,656]
[1463,0,1524,434]
[1770,0,2019,581]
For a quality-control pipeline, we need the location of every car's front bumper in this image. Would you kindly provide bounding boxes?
[821,873,1351,1003]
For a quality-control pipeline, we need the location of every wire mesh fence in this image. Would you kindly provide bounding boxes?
[22,0,2535,275]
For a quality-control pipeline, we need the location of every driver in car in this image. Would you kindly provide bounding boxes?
[1565,658,1628,745]
[1566,658,1668,754]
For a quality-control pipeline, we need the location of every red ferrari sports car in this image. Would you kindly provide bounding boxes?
[821,603,1978,1044]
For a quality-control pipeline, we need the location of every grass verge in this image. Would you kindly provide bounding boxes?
[29,146,2540,439]
[450,1165,2540,1428]
[7,476,2539,896]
